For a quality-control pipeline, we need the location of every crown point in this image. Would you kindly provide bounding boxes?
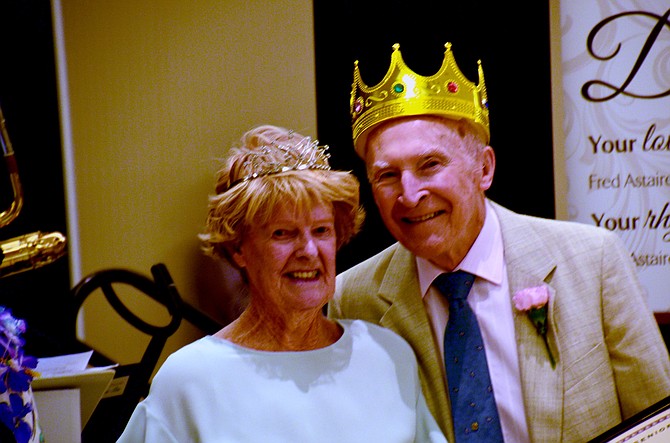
[350,42,490,156]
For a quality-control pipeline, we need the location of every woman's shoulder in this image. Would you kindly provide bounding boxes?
[339,319,415,354]
[152,337,233,381]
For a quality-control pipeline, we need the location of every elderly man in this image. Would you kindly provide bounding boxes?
[329,43,670,443]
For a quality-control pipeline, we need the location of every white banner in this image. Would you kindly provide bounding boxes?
[558,1,670,311]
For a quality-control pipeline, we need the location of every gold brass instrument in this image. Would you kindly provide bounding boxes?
[0,231,67,278]
[0,104,67,277]
[0,105,23,228]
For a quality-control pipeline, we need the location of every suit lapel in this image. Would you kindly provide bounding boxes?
[494,202,564,443]
[372,205,566,442]
[376,245,454,442]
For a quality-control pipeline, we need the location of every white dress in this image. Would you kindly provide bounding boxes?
[117,319,446,443]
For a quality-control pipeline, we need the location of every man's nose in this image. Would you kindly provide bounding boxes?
[398,172,427,207]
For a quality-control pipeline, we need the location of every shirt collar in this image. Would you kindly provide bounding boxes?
[417,200,504,296]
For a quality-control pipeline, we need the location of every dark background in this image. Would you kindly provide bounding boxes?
[312,1,669,347]
[0,0,73,355]
[0,0,670,356]
[2,1,666,354]
[313,1,555,272]
[0,0,555,356]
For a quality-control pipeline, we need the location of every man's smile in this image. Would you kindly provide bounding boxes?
[402,210,444,224]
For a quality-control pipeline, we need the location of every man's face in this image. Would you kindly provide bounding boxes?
[365,116,494,271]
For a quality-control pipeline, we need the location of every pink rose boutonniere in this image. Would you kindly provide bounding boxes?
[513,285,556,369]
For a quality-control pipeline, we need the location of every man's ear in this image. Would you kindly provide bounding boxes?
[480,145,495,191]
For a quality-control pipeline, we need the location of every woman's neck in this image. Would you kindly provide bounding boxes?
[215,301,342,351]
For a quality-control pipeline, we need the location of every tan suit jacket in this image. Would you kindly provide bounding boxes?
[330,201,670,442]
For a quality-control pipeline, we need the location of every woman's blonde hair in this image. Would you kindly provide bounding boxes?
[199,125,365,264]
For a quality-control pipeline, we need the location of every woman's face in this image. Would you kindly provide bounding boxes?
[232,201,337,314]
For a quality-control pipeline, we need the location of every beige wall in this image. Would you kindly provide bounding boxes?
[53,0,317,366]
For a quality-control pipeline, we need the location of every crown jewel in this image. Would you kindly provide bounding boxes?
[227,133,331,191]
[350,42,489,156]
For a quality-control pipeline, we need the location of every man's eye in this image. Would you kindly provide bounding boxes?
[421,158,443,170]
[373,170,399,183]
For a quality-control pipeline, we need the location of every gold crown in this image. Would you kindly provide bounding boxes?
[350,42,489,156]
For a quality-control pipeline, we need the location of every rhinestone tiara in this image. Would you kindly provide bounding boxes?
[226,132,331,191]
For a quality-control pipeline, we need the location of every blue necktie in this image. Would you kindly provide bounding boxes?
[434,271,504,442]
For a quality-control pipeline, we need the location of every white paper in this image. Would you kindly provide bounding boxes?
[36,351,117,378]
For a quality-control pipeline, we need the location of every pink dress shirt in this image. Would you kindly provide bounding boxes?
[418,201,531,443]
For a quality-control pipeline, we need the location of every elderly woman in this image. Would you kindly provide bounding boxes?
[117,125,446,442]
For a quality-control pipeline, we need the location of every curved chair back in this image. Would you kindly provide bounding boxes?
[150,263,223,335]
[73,266,182,443]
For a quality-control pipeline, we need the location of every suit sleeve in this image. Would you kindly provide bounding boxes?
[601,231,670,418]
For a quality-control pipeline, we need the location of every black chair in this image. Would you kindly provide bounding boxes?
[73,264,183,443]
[73,263,225,442]
[150,263,223,335]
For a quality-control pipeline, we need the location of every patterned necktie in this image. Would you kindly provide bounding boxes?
[434,271,504,442]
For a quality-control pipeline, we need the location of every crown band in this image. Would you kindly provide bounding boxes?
[350,42,489,157]
[226,134,331,192]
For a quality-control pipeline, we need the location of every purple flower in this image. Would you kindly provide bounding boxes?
[6,363,36,393]
[513,286,556,369]
[0,307,39,443]
[0,393,34,443]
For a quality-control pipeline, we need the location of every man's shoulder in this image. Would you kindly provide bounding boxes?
[337,242,408,282]
[331,242,414,318]
[492,201,616,240]
[491,200,627,261]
